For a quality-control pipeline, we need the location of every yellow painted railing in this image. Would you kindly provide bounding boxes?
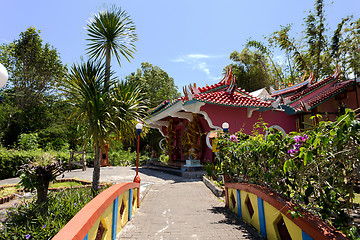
[225,183,348,240]
[52,182,140,240]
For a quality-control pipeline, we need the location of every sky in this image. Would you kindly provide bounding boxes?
[1,0,359,92]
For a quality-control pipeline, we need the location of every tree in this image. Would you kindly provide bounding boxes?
[227,49,273,92]
[0,27,66,108]
[126,62,179,108]
[269,0,360,83]
[86,5,138,87]
[63,60,147,195]
[125,62,179,154]
[0,27,67,147]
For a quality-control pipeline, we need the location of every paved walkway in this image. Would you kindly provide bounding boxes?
[118,177,261,240]
[0,167,261,240]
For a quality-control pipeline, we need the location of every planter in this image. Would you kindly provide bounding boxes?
[203,175,224,197]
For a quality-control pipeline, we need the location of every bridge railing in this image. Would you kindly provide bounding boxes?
[225,182,347,240]
[53,182,140,240]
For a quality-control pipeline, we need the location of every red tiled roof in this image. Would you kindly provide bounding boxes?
[271,80,309,98]
[289,75,336,102]
[198,82,226,93]
[291,80,354,111]
[193,91,272,108]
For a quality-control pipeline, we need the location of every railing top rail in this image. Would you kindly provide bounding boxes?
[52,182,140,240]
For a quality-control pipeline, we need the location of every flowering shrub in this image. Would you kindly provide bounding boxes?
[229,134,238,143]
[287,134,308,156]
[216,109,360,238]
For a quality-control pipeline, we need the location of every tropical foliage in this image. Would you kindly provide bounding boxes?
[216,109,360,238]
[227,48,278,92]
[126,62,179,108]
[62,60,147,194]
[18,153,66,213]
[228,0,360,90]
[86,4,138,86]
[268,0,360,84]
[0,27,70,148]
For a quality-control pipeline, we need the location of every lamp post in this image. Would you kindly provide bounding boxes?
[0,63,8,89]
[222,122,229,133]
[133,123,143,183]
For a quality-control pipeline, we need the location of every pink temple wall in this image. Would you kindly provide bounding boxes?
[201,104,297,135]
[159,84,359,163]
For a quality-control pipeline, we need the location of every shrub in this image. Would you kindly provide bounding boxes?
[216,109,360,238]
[0,149,69,180]
[18,133,39,150]
[36,125,70,151]
[19,153,66,213]
[108,148,148,166]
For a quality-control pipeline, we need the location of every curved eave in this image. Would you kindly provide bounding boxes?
[190,98,272,110]
[294,81,355,113]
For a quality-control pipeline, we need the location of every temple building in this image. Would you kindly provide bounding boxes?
[146,67,360,164]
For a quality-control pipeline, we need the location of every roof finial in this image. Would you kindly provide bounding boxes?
[331,65,341,79]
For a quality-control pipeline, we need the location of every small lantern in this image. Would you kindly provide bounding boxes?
[222,122,229,132]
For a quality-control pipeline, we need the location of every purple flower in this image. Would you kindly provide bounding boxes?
[25,234,30,239]
[42,225,46,229]
[303,134,308,141]
[98,186,101,189]
[229,134,238,143]
[293,135,302,143]
[14,203,17,206]
[74,203,77,206]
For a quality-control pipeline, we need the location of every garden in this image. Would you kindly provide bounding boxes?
[0,0,359,239]
[208,109,360,239]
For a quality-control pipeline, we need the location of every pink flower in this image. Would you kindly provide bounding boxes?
[229,134,238,143]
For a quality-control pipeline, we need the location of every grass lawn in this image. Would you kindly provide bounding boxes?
[0,186,17,198]
[49,181,84,188]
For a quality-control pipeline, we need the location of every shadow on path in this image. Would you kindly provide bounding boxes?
[209,206,263,240]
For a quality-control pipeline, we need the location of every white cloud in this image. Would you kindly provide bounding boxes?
[172,53,225,82]
[187,54,211,59]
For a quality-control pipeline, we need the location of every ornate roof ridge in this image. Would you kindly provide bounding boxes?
[288,66,341,103]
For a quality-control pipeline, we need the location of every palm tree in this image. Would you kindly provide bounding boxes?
[86,5,138,87]
[63,60,147,195]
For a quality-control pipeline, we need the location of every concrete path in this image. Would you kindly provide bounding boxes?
[0,167,261,240]
[118,177,261,240]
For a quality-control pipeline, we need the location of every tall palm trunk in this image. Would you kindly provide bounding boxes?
[105,47,111,90]
[92,141,101,196]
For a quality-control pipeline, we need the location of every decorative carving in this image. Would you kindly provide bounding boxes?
[182,114,203,160]
[166,118,177,163]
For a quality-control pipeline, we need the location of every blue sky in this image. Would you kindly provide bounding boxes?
[1,0,359,91]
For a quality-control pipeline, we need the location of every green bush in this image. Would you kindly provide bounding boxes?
[36,125,70,151]
[217,109,360,238]
[108,148,148,167]
[0,149,70,180]
[18,133,39,150]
